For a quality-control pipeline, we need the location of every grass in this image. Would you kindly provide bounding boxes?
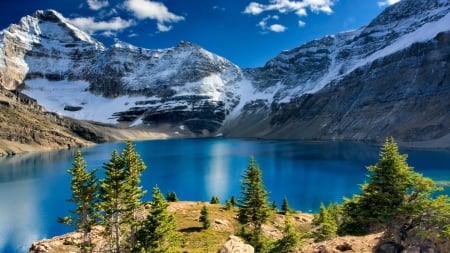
[31,201,314,253]
[171,202,239,252]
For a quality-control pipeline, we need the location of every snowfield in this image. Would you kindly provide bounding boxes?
[23,79,147,124]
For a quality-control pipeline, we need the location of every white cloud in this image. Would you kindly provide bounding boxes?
[378,0,401,7]
[70,16,133,34]
[244,2,265,15]
[298,20,306,27]
[258,15,287,33]
[87,0,109,10]
[124,0,184,32]
[157,23,172,32]
[212,5,226,12]
[269,24,287,32]
[244,0,334,16]
[296,8,307,16]
[101,30,115,37]
[244,0,334,30]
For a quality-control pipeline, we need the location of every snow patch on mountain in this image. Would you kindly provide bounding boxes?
[22,79,147,123]
[350,11,450,74]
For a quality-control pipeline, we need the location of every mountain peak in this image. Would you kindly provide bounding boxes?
[368,0,450,27]
[14,9,104,47]
[175,40,201,50]
[33,9,65,23]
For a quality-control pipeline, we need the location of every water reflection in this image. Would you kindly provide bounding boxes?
[0,149,76,183]
[205,141,230,200]
[0,179,42,251]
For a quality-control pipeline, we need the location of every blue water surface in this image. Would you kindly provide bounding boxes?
[0,138,449,252]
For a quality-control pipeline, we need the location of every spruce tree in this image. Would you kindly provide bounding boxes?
[136,185,177,253]
[314,203,338,241]
[281,197,291,214]
[121,141,147,249]
[273,214,300,253]
[199,205,211,229]
[99,150,126,252]
[230,196,236,207]
[225,199,233,211]
[271,200,277,211]
[237,157,270,250]
[58,149,98,253]
[341,137,435,234]
[210,196,220,204]
[166,192,178,202]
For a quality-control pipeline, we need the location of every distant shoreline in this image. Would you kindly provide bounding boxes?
[2,124,450,157]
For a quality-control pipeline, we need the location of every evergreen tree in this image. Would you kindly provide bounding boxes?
[230,196,236,207]
[237,157,270,250]
[121,141,147,250]
[99,150,126,252]
[58,149,98,253]
[166,191,178,202]
[271,200,277,211]
[341,137,435,234]
[314,203,338,241]
[210,196,220,204]
[199,205,211,229]
[273,214,300,253]
[225,199,233,211]
[136,186,177,253]
[281,197,291,214]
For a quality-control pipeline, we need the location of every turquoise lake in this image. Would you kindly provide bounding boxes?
[1,138,450,252]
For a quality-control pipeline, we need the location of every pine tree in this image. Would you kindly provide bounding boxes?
[237,157,270,250]
[281,197,291,214]
[121,141,147,250]
[199,205,211,229]
[314,203,338,241]
[273,214,300,253]
[341,137,435,234]
[225,200,233,211]
[230,196,236,207]
[166,191,178,202]
[210,196,220,204]
[136,185,177,253]
[99,150,126,252]
[271,200,277,211]
[58,149,98,253]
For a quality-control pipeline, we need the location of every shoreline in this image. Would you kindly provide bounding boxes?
[2,127,450,158]
[2,112,449,157]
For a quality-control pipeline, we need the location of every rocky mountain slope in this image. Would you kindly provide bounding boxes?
[224,0,450,145]
[0,86,94,156]
[0,0,449,148]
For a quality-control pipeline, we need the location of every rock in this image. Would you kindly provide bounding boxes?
[405,246,421,253]
[336,242,352,251]
[218,235,254,253]
[317,245,329,253]
[375,241,404,253]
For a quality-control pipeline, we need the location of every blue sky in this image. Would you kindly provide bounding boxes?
[0,0,401,67]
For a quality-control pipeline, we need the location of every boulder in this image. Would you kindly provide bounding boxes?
[218,235,254,253]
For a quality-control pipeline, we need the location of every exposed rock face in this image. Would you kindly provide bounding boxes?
[0,0,450,145]
[218,235,254,253]
[244,31,450,143]
[0,86,93,156]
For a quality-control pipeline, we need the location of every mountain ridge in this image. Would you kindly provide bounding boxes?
[0,0,449,149]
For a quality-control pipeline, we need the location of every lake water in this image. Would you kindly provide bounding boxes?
[1,138,450,252]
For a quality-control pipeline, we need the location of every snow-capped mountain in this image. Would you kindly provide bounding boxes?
[0,9,242,134]
[0,0,449,145]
